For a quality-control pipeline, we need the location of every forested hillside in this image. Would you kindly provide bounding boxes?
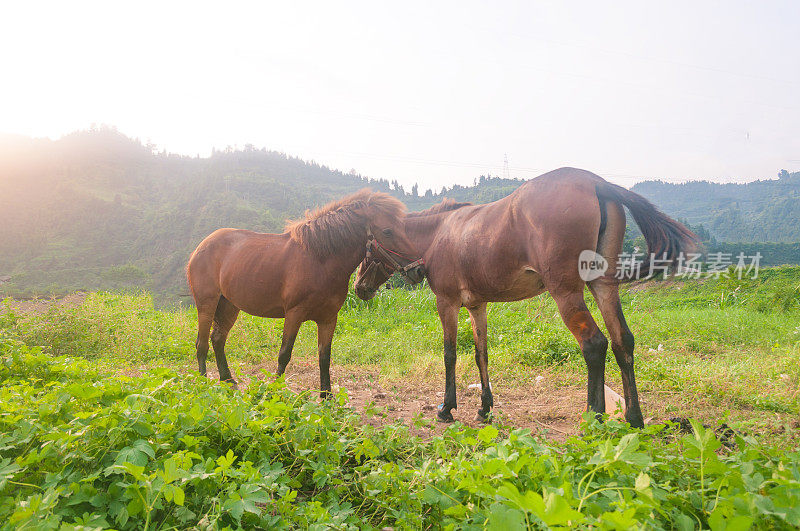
[632,171,800,242]
[1,128,798,302]
[0,128,522,301]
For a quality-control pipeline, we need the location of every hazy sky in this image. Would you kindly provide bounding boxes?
[2,1,798,190]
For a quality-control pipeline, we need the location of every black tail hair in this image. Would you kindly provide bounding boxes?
[596,183,700,280]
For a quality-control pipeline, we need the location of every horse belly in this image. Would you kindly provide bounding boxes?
[239,302,285,319]
[219,271,286,318]
[223,290,286,318]
[491,268,546,302]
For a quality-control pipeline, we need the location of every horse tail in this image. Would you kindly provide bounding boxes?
[596,182,699,280]
[186,246,202,301]
[185,258,196,300]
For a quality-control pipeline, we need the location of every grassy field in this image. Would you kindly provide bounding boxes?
[5,266,800,441]
[1,267,799,528]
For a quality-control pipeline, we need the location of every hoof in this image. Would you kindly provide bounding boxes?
[320,391,332,400]
[437,409,454,423]
[224,379,239,391]
[627,414,645,429]
[475,410,492,423]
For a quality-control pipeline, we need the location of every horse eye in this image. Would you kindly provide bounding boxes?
[382,228,393,237]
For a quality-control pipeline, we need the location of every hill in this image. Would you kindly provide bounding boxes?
[0,127,522,300]
[632,171,800,243]
[2,128,798,301]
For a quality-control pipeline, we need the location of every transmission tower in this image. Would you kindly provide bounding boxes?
[503,153,510,180]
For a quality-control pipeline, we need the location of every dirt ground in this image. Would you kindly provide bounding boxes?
[199,361,592,440]
[157,359,800,445]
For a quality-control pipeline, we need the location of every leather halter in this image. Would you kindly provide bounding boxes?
[365,227,424,277]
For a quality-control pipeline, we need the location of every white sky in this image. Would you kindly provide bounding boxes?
[1,1,799,191]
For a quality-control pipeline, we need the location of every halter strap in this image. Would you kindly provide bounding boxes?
[365,227,425,275]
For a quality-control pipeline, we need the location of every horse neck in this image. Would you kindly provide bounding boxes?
[406,212,449,254]
[332,237,368,277]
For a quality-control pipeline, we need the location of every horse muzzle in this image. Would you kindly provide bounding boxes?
[400,261,426,284]
[354,260,390,299]
[354,284,378,301]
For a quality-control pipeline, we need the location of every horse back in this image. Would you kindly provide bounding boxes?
[188,229,300,317]
[428,168,607,301]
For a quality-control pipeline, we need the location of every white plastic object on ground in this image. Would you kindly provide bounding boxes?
[579,384,626,421]
[604,385,626,418]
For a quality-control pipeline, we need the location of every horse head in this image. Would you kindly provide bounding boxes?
[354,224,425,300]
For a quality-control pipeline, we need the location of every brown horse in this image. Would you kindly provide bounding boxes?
[187,189,424,395]
[354,168,697,428]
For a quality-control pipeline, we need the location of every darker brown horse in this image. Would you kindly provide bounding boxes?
[354,168,697,428]
[187,189,424,395]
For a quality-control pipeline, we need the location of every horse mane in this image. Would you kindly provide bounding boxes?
[286,189,406,258]
[407,198,472,218]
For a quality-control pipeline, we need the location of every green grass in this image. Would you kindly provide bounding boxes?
[3,267,800,441]
[1,267,800,528]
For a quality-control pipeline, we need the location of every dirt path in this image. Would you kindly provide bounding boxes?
[200,361,587,440]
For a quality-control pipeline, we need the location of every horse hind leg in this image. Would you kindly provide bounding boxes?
[588,281,644,428]
[211,295,240,388]
[588,196,645,428]
[188,255,220,378]
[552,290,608,420]
[195,302,217,377]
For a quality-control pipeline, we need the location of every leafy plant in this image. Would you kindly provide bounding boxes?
[1,335,799,529]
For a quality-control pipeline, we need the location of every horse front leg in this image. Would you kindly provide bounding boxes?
[276,313,302,377]
[467,304,493,422]
[316,317,337,399]
[436,297,460,423]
